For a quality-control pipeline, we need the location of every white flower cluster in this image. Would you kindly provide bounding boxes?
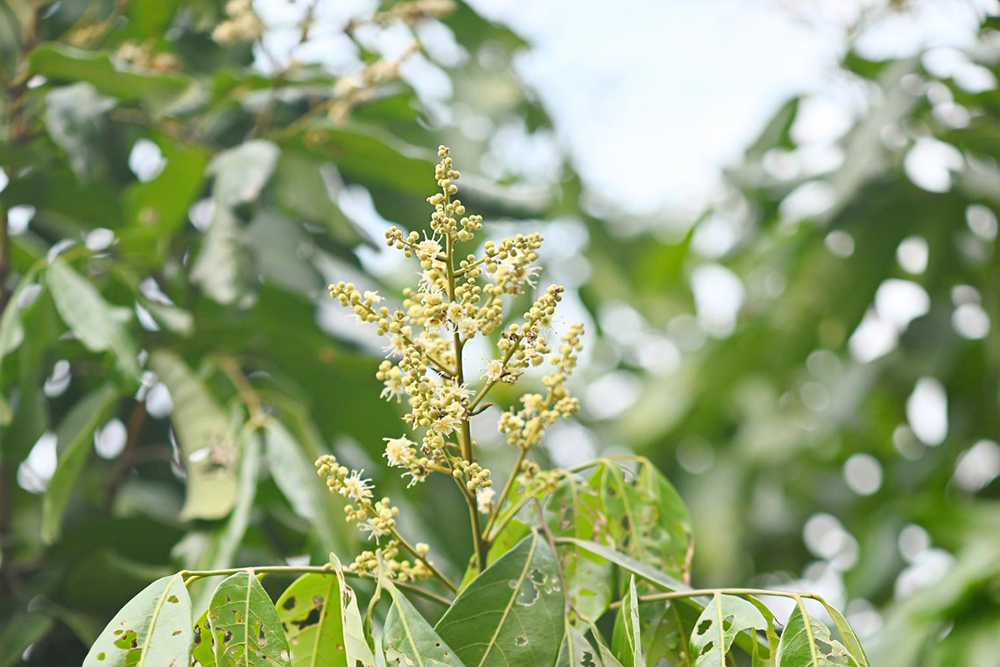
[211,0,263,45]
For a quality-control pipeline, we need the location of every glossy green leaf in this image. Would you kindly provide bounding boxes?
[382,579,465,667]
[47,259,140,381]
[690,594,767,667]
[41,383,119,544]
[775,606,859,667]
[208,572,291,667]
[611,577,643,667]
[435,532,564,667]
[274,560,375,667]
[82,573,192,667]
[149,351,239,520]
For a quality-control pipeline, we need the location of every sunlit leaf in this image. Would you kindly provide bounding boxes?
[208,140,280,207]
[689,594,767,667]
[775,606,859,667]
[382,579,465,667]
[149,351,239,520]
[435,532,564,667]
[208,572,291,667]
[82,573,192,666]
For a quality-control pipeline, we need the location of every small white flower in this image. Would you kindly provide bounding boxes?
[483,359,504,383]
[341,470,373,502]
[432,412,460,435]
[382,334,407,358]
[363,290,382,303]
[458,317,478,338]
[476,487,495,514]
[416,238,442,259]
[384,436,415,467]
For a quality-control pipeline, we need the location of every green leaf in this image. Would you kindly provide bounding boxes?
[82,573,193,667]
[193,606,217,667]
[775,606,859,667]
[0,612,54,667]
[208,572,291,667]
[208,140,280,207]
[0,262,42,425]
[191,205,248,305]
[41,383,120,544]
[269,150,361,245]
[555,539,692,601]
[45,82,116,180]
[47,259,140,382]
[641,601,695,667]
[690,594,767,667]
[382,579,465,667]
[601,460,692,579]
[612,577,643,667]
[546,468,613,622]
[556,627,599,667]
[274,559,375,667]
[123,134,210,236]
[818,604,870,667]
[30,44,194,114]
[148,351,239,520]
[435,532,564,667]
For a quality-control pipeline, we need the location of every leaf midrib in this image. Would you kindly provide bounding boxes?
[477,533,538,667]
[136,573,182,667]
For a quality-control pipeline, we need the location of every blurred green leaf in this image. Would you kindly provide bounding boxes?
[44,82,116,181]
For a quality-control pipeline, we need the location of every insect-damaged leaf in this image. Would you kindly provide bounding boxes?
[149,351,239,520]
[600,460,692,580]
[192,606,217,667]
[546,468,613,623]
[612,577,643,667]
[775,606,860,667]
[208,572,291,667]
[82,573,192,667]
[556,627,600,667]
[382,579,465,667]
[435,532,564,667]
[690,593,767,667]
[274,559,375,667]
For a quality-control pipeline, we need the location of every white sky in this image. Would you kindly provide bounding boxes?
[469,0,997,214]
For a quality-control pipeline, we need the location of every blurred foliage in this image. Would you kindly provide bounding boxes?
[0,1,998,666]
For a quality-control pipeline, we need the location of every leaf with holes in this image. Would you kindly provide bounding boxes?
[208,572,291,667]
[690,593,767,667]
[640,600,696,667]
[556,627,600,667]
[817,605,869,667]
[149,351,239,520]
[546,467,613,622]
[47,259,140,382]
[193,606,217,667]
[435,532,564,667]
[746,597,779,667]
[382,579,465,667]
[600,460,692,580]
[612,577,643,667]
[82,573,192,666]
[775,606,860,667]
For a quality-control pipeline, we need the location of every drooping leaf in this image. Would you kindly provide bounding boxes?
[208,572,291,667]
[149,351,239,520]
[382,579,465,667]
[640,600,694,667]
[47,259,140,381]
[41,383,120,543]
[274,559,375,667]
[82,573,192,667]
[818,604,870,667]
[775,606,860,667]
[192,606,217,667]
[690,594,767,667]
[611,577,643,667]
[555,539,692,602]
[191,205,247,306]
[435,532,564,667]
[746,597,779,667]
[269,150,362,245]
[44,82,116,180]
[0,263,42,425]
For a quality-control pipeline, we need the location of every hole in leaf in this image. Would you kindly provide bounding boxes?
[167,595,179,603]
[514,635,528,647]
[722,615,734,632]
[516,578,539,606]
[700,641,714,657]
[291,607,322,630]
[696,620,711,635]
[283,596,297,610]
